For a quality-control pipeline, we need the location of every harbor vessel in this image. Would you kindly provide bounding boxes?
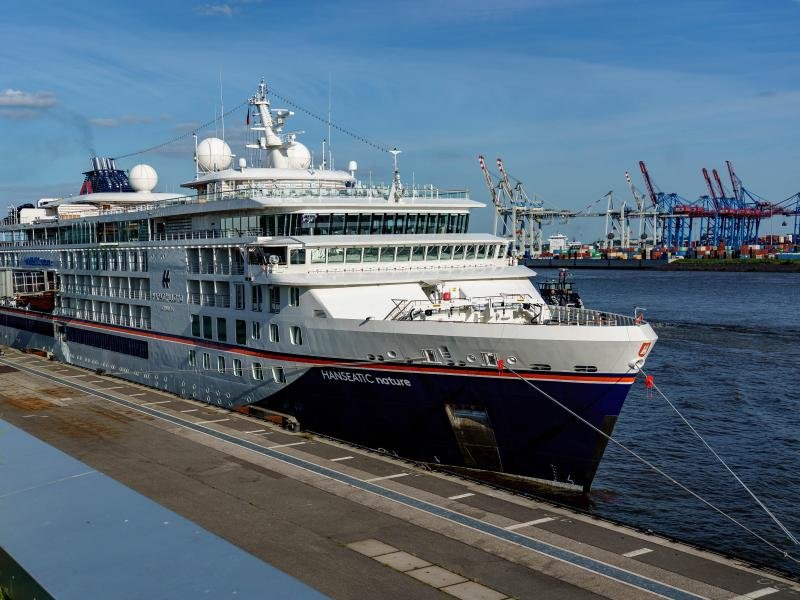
[0,80,656,492]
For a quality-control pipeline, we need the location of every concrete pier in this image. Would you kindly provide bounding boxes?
[0,348,797,599]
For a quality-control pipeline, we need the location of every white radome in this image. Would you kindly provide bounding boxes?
[196,137,233,172]
[285,141,311,169]
[129,164,158,192]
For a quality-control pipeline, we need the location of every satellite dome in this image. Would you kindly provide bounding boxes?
[128,164,158,192]
[286,141,311,169]
[196,137,233,172]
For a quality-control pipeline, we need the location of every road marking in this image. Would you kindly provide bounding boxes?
[244,429,267,434]
[1,357,708,600]
[142,400,171,406]
[180,409,199,413]
[268,441,306,449]
[448,493,474,500]
[104,386,126,390]
[68,374,87,378]
[330,455,354,462]
[623,548,653,558]
[505,517,556,530]
[365,473,409,483]
[195,418,229,425]
[731,588,779,600]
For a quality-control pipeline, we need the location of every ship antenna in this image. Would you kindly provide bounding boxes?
[327,73,333,170]
[219,69,225,143]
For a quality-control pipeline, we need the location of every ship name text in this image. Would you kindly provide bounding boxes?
[320,369,411,387]
[152,292,185,303]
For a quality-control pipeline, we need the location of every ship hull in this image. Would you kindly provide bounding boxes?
[257,365,631,491]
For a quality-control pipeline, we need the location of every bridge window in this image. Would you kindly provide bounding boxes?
[290,249,306,265]
[345,247,363,262]
[370,214,383,234]
[310,248,327,264]
[440,245,453,260]
[327,247,344,263]
[396,246,412,261]
[379,247,395,262]
[363,247,379,262]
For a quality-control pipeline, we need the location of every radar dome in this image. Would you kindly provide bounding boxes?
[286,141,311,169]
[129,164,158,192]
[196,137,233,172]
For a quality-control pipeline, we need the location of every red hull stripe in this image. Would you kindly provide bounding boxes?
[0,306,636,385]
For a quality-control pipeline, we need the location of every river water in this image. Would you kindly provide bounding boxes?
[533,268,800,576]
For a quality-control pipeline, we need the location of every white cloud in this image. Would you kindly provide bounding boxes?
[0,88,56,108]
[89,114,170,128]
[195,3,235,16]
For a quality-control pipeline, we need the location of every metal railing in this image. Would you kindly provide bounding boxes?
[61,285,150,300]
[187,292,231,308]
[385,294,638,326]
[187,263,246,275]
[54,307,151,330]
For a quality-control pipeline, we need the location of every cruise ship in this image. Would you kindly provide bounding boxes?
[0,80,656,492]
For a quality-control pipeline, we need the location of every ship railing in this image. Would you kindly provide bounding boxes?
[187,292,231,308]
[54,307,151,330]
[187,263,245,275]
[152,228,262,242]
[62,286,150,300]
[385,295,637,326]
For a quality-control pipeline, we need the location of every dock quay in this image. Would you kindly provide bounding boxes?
[1,347,798,600]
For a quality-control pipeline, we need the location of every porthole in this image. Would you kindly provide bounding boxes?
[377,354,385,361]
[507,356,518,364]
[386,350,397,359]
[367,354,376,360]
[466,354,477,363]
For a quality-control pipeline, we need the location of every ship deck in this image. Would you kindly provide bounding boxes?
[0,347,797,600]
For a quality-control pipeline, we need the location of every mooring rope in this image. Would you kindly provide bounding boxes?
[505,366,799,564]
[641,368,799,546]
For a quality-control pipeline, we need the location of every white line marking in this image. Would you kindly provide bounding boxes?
[268,441,306,449]
[622,548,653,558]
[330,455,354,462]
[180,409,198,413]
[448,493,475,500]
[365,473,409,483]
[731,588,779,600]
[104,386,126,390]
[142,400,171,406]
[244,428,267,434]
[194,418,229,425]
[68,374,87,378]
[130,393,146,397]
[88,380,104,383]
[505,517,555,530]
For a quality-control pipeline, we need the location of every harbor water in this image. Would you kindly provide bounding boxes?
[534,269,800,576]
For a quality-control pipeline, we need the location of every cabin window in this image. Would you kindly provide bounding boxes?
[314,214,330,235]
[465,245,476,260]
[203,316,213,339]
[290,249,306,265]
[251,285,263,311]
[191,314,200,337]
[327,247,344,263]
[252,321,261,340]
[453,245,465,260]
[379,247,395,262]
[411,246,425,261]
[440,245,453,260]
[236,319,246,344]
[269,286,280,313]
[203,353,211,369]
[382,214,396,234]
[370,214,383,234]
[425,245,439,260]
[396,246,412,261]
[417,213,428,233]
[405,213,417,233]
[289,287,300,307]
[477,244,487,259]
[574,365,598,373]
[345,213,359,235]
[234,283,245,310]
[233,358,242,377]
[272,366,286,383]
[252,362,263,380]
[358,214,371,235]
[189,349,197,367]
[289,326,303,345]
[394,213,406,233]
[217,317,227,342]
[363,247,379,262]
[330,214,345,235]
[269,323,280,343]
[310,248,326,264]
[217,356,226,373]
[422,349,439,363]
[345,247,363,262]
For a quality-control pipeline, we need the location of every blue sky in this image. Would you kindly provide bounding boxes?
[1,0,799,239]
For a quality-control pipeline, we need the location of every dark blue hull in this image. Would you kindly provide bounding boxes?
[257,366,633,491]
